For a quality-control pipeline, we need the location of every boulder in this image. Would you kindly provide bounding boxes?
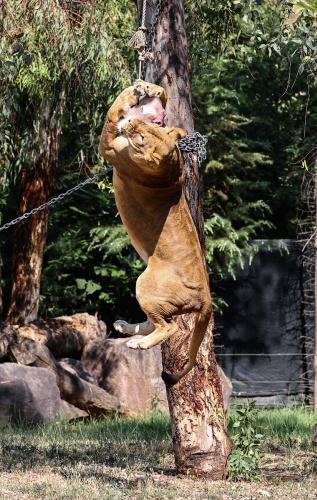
[18,313,107,357]
[0,323,18,362]
[0,363,87,424]
[57,358,97,384]
[82,337,167,412]
[82,337,232,413]
[10,337,131,419]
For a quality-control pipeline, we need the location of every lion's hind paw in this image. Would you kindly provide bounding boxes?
[113,320,130,334]
[126,338,149,350]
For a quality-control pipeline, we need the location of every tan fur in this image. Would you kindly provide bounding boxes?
[99,80,212,385]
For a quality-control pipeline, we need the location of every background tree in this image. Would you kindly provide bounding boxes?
[2,1,317,411]
[0,0,134,323]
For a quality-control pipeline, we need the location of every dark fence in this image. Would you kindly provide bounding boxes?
[213,240,314,406]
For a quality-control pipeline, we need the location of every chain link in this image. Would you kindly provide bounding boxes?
[177,132,208,168]
[0,166,113,233]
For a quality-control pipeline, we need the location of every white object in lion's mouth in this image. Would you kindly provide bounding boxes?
[117,96,167,134]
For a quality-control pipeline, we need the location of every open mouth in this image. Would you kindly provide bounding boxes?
[124,96,167,128]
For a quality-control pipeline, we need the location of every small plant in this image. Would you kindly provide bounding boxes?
[227,400,264,481]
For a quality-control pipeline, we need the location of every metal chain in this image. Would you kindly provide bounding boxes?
[0,166,113,233]
[177,132,208,168]
[0,133,208,233]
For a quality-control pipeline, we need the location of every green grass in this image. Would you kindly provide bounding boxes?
[255,405,316,449]
[0,406,316,499]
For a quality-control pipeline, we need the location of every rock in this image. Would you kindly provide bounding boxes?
[18,313,107,357]
[10,337,131,419]
[0,363,88,424]
[0,323,18,362]
[82,337,233,413]
[218,365,232,413]
[82,337,167,412]
[57,358,97,384]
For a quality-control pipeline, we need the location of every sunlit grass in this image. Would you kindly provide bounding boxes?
[255,405,316,450]
[0,406,316,499]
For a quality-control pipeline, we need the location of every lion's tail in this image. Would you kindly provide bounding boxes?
[161,304,212,387]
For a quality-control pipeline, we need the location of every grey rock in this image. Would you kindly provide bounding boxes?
[0,363,87,424]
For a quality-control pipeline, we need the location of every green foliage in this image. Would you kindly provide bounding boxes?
[2,0,317,321]
[40,177,145,324]
[0,0,135,183]
[227,401,264,481]
[0,1,137,320]
[187,0,317,287]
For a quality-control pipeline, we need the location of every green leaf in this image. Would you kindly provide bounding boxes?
[75,278,87,290]
[85,280,102,295]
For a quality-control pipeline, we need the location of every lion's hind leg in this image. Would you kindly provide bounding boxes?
[113,318,155,336]
[162,303,212,386]
[126,317,178,349]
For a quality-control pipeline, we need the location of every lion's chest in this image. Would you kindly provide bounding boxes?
[113,170,182,262]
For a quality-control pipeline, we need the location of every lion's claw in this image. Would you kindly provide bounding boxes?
[133,80,163,100]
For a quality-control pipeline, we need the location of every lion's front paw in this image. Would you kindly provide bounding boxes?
[133,80,166,102]
[126,338,149,350]
[114,320,130,334]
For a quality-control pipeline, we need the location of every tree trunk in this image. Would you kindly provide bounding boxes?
[7,93,65,325]
[137,0,231,478]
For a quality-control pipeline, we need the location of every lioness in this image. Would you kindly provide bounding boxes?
[99,80,212,385]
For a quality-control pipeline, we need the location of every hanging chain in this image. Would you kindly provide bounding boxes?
[177,132,208,168]
[0,166,113,233]
[0,136,208,234]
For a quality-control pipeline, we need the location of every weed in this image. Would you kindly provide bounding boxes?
[227,400,264,481]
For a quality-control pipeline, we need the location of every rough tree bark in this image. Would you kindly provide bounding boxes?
[6,92,65,325]
[136,0,231,478]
